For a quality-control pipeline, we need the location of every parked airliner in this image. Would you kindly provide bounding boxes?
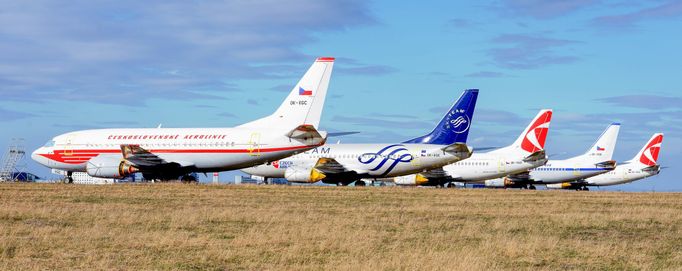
[547,133,663,190]
[393,109,552,187]
[32,57,335,182]
[486,123,621,189]
[241,89,479,186]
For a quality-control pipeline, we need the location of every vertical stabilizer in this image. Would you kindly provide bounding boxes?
[238,57,334,130]
[502,109,553,155]
[403,89,478,145]
[631,133,663,166]
[582,123,620,162]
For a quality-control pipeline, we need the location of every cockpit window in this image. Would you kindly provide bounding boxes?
[43,140,56,147]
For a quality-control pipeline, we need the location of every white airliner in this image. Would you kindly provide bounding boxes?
[241,89,479,186]
[486,123,621,189]
[547,133,663,190]
[393,109,552,187]
[32,57,335,182]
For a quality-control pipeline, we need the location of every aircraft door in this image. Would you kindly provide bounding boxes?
[497,159,506,173]
[63,135,75,157]
[248,133,261,156]
[410,150,422,167]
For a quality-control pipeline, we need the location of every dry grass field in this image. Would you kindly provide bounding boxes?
[1,183,681,270]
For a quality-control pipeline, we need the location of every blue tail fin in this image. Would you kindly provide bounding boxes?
[403,89,478,145]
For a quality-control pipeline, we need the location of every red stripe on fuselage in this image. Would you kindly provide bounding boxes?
[39,145,315,165]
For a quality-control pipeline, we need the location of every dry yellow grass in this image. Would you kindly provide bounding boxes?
[1,183,681,270]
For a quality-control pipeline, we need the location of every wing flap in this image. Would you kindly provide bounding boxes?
[121,145,194,168]
[313,157,348,174]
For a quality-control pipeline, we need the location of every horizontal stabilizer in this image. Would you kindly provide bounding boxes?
[442,143,473,158]
[595,160,616,169]
[328,131,360,137]
[286,124,327,146]
[523,149,546,162]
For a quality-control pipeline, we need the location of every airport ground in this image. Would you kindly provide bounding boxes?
[1,183,681,270]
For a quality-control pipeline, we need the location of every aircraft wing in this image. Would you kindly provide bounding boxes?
[309,157,374,178]
[417,167,462,182]
[313,157,349,174]
[121,145,193,168]
[505,171,532,182]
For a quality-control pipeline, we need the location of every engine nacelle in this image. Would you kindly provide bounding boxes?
[484,178,515,188]
[546,182,574,189]
[86,156,138,178]
[393,174,431,186]
[284,167,326,183]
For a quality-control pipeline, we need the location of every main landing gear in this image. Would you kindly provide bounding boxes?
[61,171,74,184]
[180,175,198,183]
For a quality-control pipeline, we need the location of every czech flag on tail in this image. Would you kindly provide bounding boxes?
[299,87,313,96]
[597,146,605,151]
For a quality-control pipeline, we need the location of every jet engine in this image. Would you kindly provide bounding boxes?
[393,174,431,186]
[545,182,574,189]
[284,167,326,183]
[484,178,516,188]
[86,156,138,178]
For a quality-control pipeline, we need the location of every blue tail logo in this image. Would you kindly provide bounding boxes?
[403,89,478,145]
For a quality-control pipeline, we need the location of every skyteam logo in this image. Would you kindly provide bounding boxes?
[444,109,470,134]
[358,144,414,176]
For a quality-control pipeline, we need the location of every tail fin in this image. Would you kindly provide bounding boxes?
[403,89,478,145]
[583,123,620,162]
[238,57,334,129]
[631,133,663,166]
[504,109,553,154]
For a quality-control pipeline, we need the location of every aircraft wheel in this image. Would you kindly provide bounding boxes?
[528,185,537,190]
[583,187,589,191]
[355,180,366,187]
[446,182,456,188]
[181,175,197,183]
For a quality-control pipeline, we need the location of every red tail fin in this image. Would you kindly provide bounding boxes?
[638,133,663,166]
[514,109,553,153]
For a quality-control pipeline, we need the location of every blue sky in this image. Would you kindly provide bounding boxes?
[1,0,680,191]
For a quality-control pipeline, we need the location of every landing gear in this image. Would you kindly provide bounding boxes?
[445,182,457,188]
[355,180,366,187]
[181,175,197,183]
[528,184,537,190]
[62,172,74,184]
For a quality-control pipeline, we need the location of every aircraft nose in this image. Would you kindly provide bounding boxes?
[31,148,46,165]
